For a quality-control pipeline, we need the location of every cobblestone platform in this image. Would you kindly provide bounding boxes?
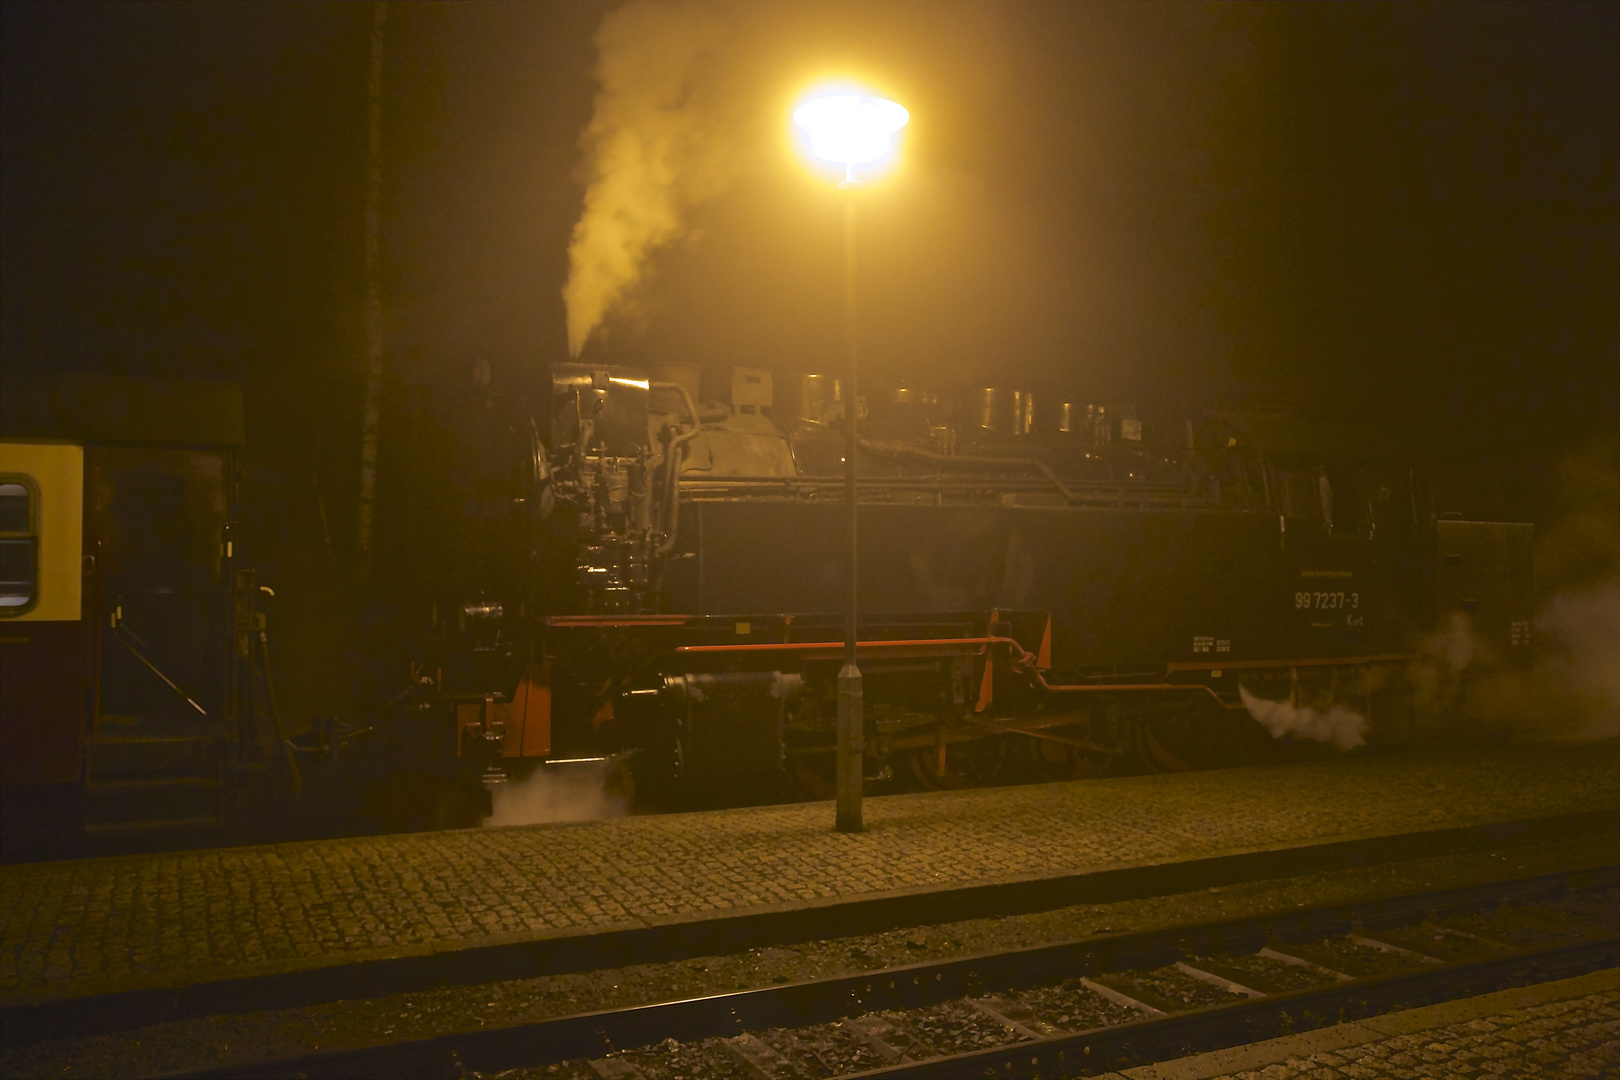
[2,742,1616,1008]
[1116,967,1620,1079]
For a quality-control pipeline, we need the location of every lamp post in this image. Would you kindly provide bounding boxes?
[793,93,909,833]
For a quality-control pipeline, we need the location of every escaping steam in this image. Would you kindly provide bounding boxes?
[484,760,629,827]
[1239,684,1368,750]
[1537,578,1620,738]
[1533,436,1620,738]
[563,1,738,357]
[1408,437,1619,740]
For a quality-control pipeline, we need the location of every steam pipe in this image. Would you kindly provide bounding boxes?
[650,381,704,558]
[651,381,704,450]
[655,439,685,557]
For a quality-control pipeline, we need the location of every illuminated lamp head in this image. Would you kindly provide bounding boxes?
[793,93,909,184]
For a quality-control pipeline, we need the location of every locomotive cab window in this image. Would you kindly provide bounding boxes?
[1272,464,1366,537]
[1364,469,1413,539]
[1320,469,1367,537]
[0,478,38,614]
[1274,467,1329,530]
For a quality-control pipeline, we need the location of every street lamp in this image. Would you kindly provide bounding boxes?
[794,91,909,833]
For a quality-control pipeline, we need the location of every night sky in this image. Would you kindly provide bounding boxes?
[3,2,1616,710]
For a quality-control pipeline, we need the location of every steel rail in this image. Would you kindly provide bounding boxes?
[864,936,1620,1079]
[158,865,1619,1080]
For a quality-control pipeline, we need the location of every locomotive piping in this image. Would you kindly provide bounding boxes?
[673,636,996,655]
[656,438,684,558]
[549,615,695,627]
[652,381,704,444]
[652,380,704,558]
[670,634,1243,708]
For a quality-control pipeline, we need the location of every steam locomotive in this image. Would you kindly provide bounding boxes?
[393,362,1534,799]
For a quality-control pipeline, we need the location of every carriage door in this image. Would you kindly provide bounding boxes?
[1270,456,1374,657]
[82,445,232,830]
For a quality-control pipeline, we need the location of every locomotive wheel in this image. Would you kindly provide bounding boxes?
[1135,700,1224,773]
[786,749,837,800]
[1025,712,1117,782]
[908,734,1008,790]
[785,696,837,800]
[1226,709,1281,765]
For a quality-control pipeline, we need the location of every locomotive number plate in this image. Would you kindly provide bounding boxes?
[1294,591,1359,610]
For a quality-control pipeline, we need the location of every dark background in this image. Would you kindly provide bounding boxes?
[4,1,1616,720]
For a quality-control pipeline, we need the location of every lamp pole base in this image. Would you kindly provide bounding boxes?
[835,661,864,832]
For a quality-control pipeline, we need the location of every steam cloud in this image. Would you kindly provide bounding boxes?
[1239,684,1368,751]
[1533,436,1620,738]
[1440,436,1620,740]
[1538,578,1620,738]
[485,761,629,827]
[563,1,738,357]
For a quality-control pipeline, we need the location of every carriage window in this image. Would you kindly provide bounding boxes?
[0,480,38,612]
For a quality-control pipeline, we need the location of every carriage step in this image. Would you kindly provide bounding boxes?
[83,816,220,834]
[81,772,224,833]
[85,776,222,791]
[91,733,219,745]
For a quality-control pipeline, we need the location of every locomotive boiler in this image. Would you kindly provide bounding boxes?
[399,361,1534,798]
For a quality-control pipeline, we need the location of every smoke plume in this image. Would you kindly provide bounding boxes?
[484,760,629,827]
[1239,684,1368,750]
[563,1,738,357]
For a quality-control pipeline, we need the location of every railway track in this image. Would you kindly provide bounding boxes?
[169,866,1619,1080]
